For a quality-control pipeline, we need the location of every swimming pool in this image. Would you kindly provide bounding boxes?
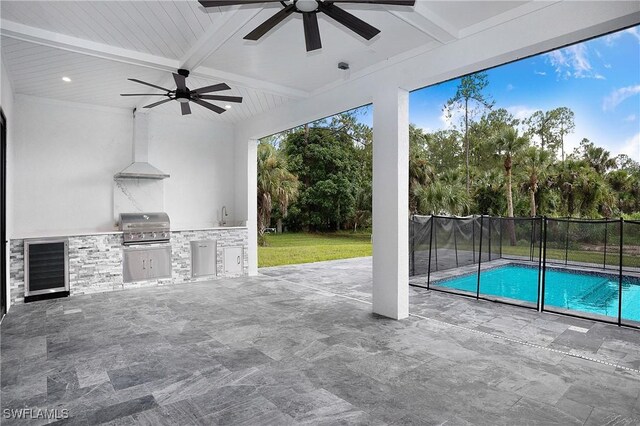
[432,264,640,322]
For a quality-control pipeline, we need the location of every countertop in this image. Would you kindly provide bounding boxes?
[13,226,248,240]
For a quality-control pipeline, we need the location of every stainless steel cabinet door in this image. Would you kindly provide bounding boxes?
[191,240,216,278]
[123,249,148,283]
[148,247,171,279]
[223,247,243,275]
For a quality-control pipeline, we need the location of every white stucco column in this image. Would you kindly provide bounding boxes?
[372,86,409,320]
[234,132,258,276]
[246,139,258,276]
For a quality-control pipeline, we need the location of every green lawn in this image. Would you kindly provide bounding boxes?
[258,232,372,267]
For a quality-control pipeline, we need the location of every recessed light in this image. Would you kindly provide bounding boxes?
[62,76,72,82]
[225,105,231,109]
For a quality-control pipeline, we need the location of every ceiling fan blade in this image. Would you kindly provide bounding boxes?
[120,93,168,97]
[191,83,231,94]
[128,78,171,92]
[199,0,281,7]
[173,73,187,91]
[303,12,322,52]
[143,98,173,109]
[319,3,380,40]
[193,99,227,114]
[181,102,192,116]
[199,95,243,103]
[244,4,296,41]
[329,0,415,5]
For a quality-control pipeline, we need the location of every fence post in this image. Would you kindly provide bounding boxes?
[604,220,608,270]
[454,220,459,267]
[433,216,438,272]
[618,217,623,327]
[476,215,483,300]
[410,218,415,277]
[530,219,535,262]
[564,219,570,265]
[488,216,492,261]
[472,216,476,264]
[427,215,434,290]
[537,217,543,312]
[541,216,548,312]
[499,217,503,259]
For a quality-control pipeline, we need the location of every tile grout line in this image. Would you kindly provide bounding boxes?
[262,273,640,375]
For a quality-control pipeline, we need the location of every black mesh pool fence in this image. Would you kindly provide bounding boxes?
[410,215,640,328]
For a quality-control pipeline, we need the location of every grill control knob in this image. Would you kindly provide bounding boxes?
[152,232,157,239]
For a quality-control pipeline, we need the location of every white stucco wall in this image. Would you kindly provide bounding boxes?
[1,61,15,313]
[11,95,236,237]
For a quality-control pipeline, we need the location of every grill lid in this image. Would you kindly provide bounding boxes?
[119,212,170,245]
[119,212,170,230]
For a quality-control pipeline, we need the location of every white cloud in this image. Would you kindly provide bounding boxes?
[619,133,640,162]
[625,27,640,43]
[440,105,464,130]
[507,105,536,122]
[605,26,640,45]
[545,44,605,80]
[506,83,514,91]
[534,71,546,76]
[602,85,640,111]
[624,114,637,122]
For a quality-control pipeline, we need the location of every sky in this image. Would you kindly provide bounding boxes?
[358,24,640,162]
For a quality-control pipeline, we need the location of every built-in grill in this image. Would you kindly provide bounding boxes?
[119,212,170,245]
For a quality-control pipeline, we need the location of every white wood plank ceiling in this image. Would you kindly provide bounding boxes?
[0,1,551,122]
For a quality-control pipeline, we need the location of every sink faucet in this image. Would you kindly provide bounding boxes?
[221,206,228,226]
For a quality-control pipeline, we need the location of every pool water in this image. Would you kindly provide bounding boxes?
[433,264,640,322]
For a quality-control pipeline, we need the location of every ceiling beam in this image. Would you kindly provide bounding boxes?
[389,2,458,44]
[458,1,561,39]
[134,6,308,109]
[0,19,178,71]
[0,18,308,102]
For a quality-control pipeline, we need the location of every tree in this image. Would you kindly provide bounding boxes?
[575,138,616,174]
[521,146,552,216]
[284,126,361,230]
[413,171,470,215]
[554,107,575,162]
[408,125,433,214]
[494,127,528,245]
[257,142,299,240]
[525,107,574,155]
[493,127,529,218]
[445,72,494,193]
[424,129,462,175]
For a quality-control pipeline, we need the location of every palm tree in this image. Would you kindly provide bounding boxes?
[493,127,529,218]
[257,142,299,241]
[522,146,552,217]
[494,127,528,245]
[413,170,470,215]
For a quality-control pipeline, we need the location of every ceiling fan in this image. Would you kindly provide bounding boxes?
[198,0,416,52]
[120,69,243,115]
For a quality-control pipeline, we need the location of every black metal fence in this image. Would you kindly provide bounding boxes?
[410,215,640,328]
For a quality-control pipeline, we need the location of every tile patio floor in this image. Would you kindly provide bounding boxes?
[2,257,640,425]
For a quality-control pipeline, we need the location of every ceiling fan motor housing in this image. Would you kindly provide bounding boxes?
[295,0,319,13]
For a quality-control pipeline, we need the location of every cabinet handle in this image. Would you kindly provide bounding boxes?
[150,258,153,269]
[237,256,240,264]
[142,259,146,270]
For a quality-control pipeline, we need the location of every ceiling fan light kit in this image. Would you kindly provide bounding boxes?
[120,69,243,116]
[198,0,416,52]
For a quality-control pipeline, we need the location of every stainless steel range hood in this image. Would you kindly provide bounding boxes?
[115,110,169,180]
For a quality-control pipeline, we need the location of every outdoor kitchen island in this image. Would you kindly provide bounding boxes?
[8,226,248,305]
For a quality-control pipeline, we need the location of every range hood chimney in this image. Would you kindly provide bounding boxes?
[114,110,169,180]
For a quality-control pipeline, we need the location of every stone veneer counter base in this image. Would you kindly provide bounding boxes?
[9,228,248,304]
